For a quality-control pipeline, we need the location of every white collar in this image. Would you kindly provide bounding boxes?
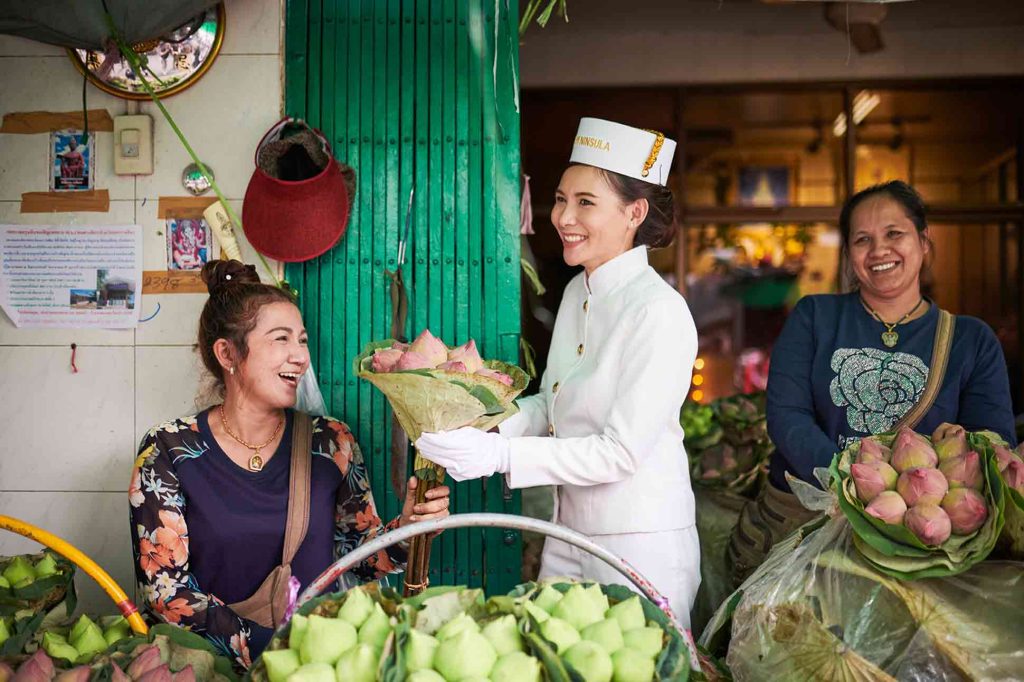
[584,246,649,298]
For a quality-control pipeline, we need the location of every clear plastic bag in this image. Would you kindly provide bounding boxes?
[295,364,327,416]
[700,511,1024,681]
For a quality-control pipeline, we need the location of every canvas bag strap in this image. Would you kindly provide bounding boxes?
[281,412,313,566]
[894,309,956,431]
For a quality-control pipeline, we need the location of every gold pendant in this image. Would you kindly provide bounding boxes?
[248,450,264,472]
[881,330,899,348]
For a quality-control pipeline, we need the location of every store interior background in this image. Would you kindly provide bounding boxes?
[0,0,1022,608]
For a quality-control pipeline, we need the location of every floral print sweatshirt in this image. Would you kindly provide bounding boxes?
[129,409,406,668]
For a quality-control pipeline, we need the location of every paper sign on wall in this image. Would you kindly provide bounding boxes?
[0,224,142,328]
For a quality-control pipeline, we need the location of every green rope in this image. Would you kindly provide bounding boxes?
[101,12,283,289]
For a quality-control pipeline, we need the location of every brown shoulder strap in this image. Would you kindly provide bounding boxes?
[895,309,956,431]
[281,412,312,566]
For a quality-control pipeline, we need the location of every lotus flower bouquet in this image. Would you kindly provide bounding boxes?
[687,393,773,496]
[250,581,692,682]
[981,438,1024,559]
[830,424,1006,579]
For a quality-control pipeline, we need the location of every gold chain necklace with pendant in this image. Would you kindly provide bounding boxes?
[861,298,924,348]
[219,405,283,472]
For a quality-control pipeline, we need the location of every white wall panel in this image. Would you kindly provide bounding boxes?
[134,346,205,444]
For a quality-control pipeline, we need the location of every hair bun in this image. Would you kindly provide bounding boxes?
[201,260,260,296]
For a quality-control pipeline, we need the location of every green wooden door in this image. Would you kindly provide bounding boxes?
[284,0,522,594]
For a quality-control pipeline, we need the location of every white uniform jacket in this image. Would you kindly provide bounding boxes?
[501,246,698,535]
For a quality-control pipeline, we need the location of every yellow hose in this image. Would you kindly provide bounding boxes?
[0,514,147,635]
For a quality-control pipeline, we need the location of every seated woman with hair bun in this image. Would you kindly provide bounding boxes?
[129,260,451,667]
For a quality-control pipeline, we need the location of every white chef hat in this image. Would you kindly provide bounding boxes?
[569,117,677,186]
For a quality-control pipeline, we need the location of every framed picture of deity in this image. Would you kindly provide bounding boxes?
[67,4,225,100]
[736,162,798,208]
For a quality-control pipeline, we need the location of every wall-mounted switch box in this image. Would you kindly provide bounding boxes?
[113,114,153,175]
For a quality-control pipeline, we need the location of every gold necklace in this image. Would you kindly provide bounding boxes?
[861,298,924,348]
[219,405,283,472]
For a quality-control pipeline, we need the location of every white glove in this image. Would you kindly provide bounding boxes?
[415,427,511,482]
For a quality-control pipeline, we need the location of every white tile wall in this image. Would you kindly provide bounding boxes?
[0,0,284,617]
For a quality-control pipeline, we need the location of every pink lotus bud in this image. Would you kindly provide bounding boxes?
[135,665,172,682]
[475,368,514,386]
[447,339,484,373]
[171,667,195,682]
[896,467,949,507]
[865,491,908,525]
[408,329,449,367]
[126,646,163,681]
[437,361,468,373]
[932,424,968,462]
[856,438,891,464]
[13,651,54,682]
[995,445,1022,474]
[851,460,898,503]
[391,341,410,351]
[940,488,989,535]
[938,451,984,491]
[371,348,404,373]
[54,668,91,682]
[0,663,14,682]
[700,468,721,480]
[110,665,130,682]
[1006,459,1024,495]
[890,427,938,472]
[395,350,436,371]
[904,504,952,546]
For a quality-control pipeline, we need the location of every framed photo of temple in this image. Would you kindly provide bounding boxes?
[736,163,797,208]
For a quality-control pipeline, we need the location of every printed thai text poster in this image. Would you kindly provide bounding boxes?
[0,225,142,328]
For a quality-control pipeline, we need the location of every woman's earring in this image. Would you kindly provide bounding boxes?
[228,366,235,376]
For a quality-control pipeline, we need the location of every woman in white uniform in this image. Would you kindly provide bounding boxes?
[416,118,700,628]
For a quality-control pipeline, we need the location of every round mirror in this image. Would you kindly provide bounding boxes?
[68,4,225,100]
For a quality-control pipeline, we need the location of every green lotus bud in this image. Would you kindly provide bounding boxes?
[42,632,79,662]
[0,576,9,588]
[581,619,623,654]
[409,329,448,367]
[905,504,952,546]
[403,629,439,671]
[2,557,34,587]
[564,641,613,682]
[406,671,445,682]
[334,643,377,682]
[69,615,95,644]
[539,617,580,655]
[0,619,8,646]
[941,488,989,535]
[490,652,542,682]
[33,554,59,579]
[585,584,610,614]
[436,613,480,641]
[70,619,107,659]
[939,451,984,491]
[533,585,564,614]
[612,648,655,682]
[299,615,357,665]
[606,597,645,632]
[357,603,392,651]
[890,427,938,472]
[932,424,968,462]
[103,616,131,646]
[523,601,549,624]
[552,585,603,631]
[482,614,523,656]
[337,587,375,628]
[288,614,309,652]
[285,663,335,682]
[261,649,300,682]
[433,630,497,681]
[622,627,664,659]
[897,467,948,507]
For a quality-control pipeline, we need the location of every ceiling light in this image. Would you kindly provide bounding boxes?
[832,90,881,137]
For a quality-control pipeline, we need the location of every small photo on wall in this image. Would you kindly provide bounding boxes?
[166,218,212,271]
[50,129,95,192]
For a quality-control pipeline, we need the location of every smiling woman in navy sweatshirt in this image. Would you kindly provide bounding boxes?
[728,180,1015,584]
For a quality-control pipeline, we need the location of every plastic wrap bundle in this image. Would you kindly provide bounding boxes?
[700,472,1024,681]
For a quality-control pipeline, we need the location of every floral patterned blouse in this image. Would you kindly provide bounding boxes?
[129,409,406,668]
